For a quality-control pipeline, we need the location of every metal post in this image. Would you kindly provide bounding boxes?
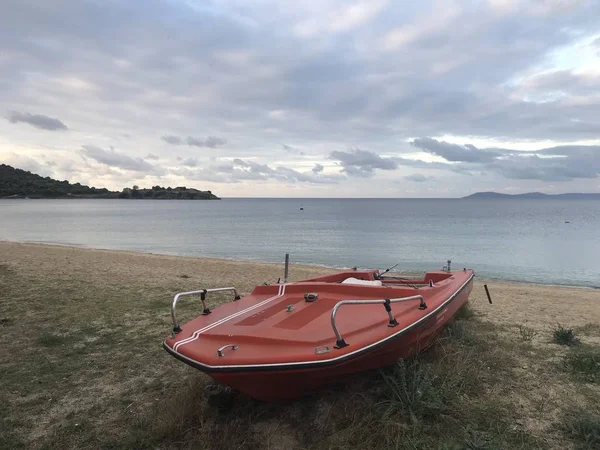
[484,284,493,304]
[284,253,289,283]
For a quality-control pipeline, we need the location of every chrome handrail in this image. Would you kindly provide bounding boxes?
[217,344,239,357]
[330,295,426,349]
[171,287,240,333]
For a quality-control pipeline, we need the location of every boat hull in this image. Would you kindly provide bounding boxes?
[164,272,474,401]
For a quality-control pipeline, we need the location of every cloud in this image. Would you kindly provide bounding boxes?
[405,173,433,182]
[181,157,199,167]
[411,137,502,162]
[329,148,398,177]
[186,136,227,148]
[81,145,155,172]
[145,153,159,160]
[163,135,227,148]
[294,0,388,37]
[487,146,600,181]
[409,138,600,182]
[176,158,342,184]
[162,135,183,145]
[312,163,324,173]
[7,111,67,131]
[515,70,600,99]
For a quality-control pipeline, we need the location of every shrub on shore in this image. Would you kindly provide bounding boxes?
[517,322,537,342]
[553,324,580,346]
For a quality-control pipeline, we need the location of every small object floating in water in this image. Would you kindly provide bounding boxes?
[163,261,475,401]
[565,220,570,223]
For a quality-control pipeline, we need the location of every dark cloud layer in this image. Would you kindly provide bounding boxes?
[491,146,600,182]
[410,138,600,182]
[412,137,501,163]
[329,149,398,177]
[328,138,600,184]
[7,111,67,131]
[3,0,599,144]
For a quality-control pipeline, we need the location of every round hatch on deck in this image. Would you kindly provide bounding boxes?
[304,293,318,302]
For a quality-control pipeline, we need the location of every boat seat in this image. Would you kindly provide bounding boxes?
[341,277,383,287]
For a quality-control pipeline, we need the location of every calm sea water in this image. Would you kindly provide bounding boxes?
[1,198,599,287]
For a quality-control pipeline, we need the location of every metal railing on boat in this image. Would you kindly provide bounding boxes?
[330,295,427,349]
[171,287,240,333]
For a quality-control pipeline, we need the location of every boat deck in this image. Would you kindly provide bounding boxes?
[165,269,474,368]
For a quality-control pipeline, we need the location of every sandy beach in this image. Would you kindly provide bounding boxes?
[2,241,598,328]
[1,241,599,449]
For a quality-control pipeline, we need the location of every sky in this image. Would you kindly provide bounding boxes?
[1,0,600,198]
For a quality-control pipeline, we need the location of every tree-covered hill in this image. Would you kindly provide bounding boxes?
[118,185,220,200]
[0,164,220,199]
[0,164,115,198]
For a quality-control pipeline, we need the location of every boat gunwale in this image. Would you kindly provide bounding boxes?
[163,271,475,373]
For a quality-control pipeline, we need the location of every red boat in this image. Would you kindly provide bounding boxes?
[163,265,474,401]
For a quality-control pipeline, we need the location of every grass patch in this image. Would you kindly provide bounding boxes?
[454,302,476,320]
[563,411,600,449]
[553,324,580,346]
[563,346,600,383]
[444,319,476,343]
[378,359,445,423]
[38,330,68,347]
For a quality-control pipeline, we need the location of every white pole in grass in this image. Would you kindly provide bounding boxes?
[284,253,289,283]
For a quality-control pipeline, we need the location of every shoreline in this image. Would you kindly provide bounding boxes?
[1,239,597,290]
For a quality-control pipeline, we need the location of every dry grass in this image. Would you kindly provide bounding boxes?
[1,241,600,450]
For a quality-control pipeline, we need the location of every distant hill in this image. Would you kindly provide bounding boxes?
[0,164,220,200]
[463,191,600,200]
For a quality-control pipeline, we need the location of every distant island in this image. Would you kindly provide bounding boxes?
[463,191,600,200]
[0,164,220,200]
